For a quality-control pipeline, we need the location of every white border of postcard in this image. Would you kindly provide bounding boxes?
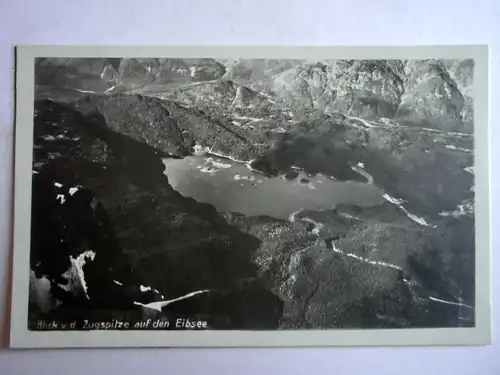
[10,45,491,348]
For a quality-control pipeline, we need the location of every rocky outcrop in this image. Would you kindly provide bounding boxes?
[219,59,472,133]
[220,59,304,86]
[395,59,468,132]
[325,60,406,119]
[214,60,406,120]
[155,80,273,113]
[445,59,474,124]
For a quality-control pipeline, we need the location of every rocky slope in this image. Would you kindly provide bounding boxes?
[36,58,474,134]
[29,57,476,329]
[395,59,468,132]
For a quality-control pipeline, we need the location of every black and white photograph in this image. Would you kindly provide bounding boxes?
[10,45,491,348]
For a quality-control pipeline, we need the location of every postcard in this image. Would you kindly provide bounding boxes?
[9,45,491,348]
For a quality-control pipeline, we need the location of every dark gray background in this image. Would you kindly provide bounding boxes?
[0,0,498,374]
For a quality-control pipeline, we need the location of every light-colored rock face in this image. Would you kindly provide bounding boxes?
[444,59,474,123]
[398,60,464,121]
[212,59,407,119]
[444,59,474,91]
[325,60,405,119]
[160,59,408,119]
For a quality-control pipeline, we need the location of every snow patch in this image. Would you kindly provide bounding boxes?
[200,166,218,174]
[233,174,255,181]
[69,187,79,196]
[302,217,324,235]
[210,159,232,169]
[379,117,398,127]
[56,194,66,204]
[288,209,304,223]
[446,144,472,153]
[140,285,152,292]
[192,145,262,176]
[382,194,405,205]
[61,250,96,299]
[272,127,286,133]
[30,270,60,313]
[331,243,401,271]
[429,296,474,309]
[337,212,360,221]
[383,194,435,227]
[351,164,373,183]
[54,182,63,188]
[113,280,123,286]
[345,115,376,128]
[233,116,262,122]
[438,200,474,218]
[403,210,432,226]
[73,89,96,94]
[193,144,211,155]
[399,205,434,227]
[134,289,213,312]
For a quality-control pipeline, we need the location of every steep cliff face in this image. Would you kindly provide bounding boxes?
[445,59,475,124]
[395,59,468,132]
[201,59,406,119]
[323,60,406,119]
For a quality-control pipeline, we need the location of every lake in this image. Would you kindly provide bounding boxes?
[163,155,383,220]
